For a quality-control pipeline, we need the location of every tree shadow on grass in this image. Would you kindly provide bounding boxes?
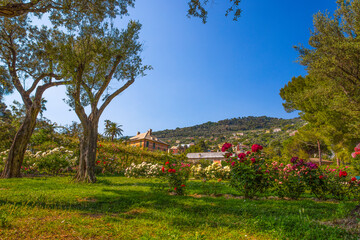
[0,178,357,240]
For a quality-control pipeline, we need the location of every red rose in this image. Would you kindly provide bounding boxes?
[225,153,232,158]
[172,169,176,173]
[221,142,232,152]
[162,167,165,173]
[165,161,170,165]
[181,184,185,187]
[351,177,357,181]
[339,170,348,177]
[174,187,177,191]
[251,158,256,163]
[319,175,324,179]
[238,153,246,159]
[246,151,251,155]
[168,169,172,173]
[251,144,263,153]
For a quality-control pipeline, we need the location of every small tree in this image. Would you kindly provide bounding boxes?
[104,120,123,142]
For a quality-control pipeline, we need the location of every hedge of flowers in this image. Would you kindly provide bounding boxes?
[95,142,179,175]
[222,142,360,200]
[124,162,163,178]
[0,147,77,175]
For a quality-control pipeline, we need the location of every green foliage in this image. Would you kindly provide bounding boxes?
[280,0,360,163]
[103,120,123,141]
[96,142,179,175]
[161,158,191,195]
[223,145,270,199]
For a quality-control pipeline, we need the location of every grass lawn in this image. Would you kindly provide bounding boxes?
[0,176,359,239]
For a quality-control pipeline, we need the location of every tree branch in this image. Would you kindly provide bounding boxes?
[26,72,62,94]
[98,77,134,116]
[0,0,54,18]
[94,54,122,105]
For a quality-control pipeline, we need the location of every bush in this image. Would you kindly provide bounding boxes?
[161,159,191,195]
[269,159,308,199]
[25,147,77,175]
[223,143,271,199]
[124,162,162,178]
[191,162,230,180]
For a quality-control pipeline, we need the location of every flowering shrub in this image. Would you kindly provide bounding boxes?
[269,158,311,199]
[191,163,230,180]
[96,142,177,174]
[0,147,77,175]
[315,166,360,200]
[191,164,207,179]
[223,143,270,199]
[25,147,77,174]
[161,159,191,195]
[124,162,162,178]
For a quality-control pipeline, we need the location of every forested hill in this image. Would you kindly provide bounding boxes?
[154,116,303,140]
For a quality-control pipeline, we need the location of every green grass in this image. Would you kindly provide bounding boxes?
[0,177,358,239]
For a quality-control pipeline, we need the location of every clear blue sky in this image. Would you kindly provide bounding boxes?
[4,0,337,136]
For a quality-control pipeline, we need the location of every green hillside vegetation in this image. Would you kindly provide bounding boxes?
[154,116,304,149]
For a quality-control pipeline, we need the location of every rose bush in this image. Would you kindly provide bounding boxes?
[161,159,191,195]
[0,147,77,175]
[191,162,230,180]
[124,162,162,178]
[223,143,270,199]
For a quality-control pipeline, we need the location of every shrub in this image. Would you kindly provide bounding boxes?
[191,162,230,180]
[223,143,270,199]
[269,159,308,199]
[161,159,191,195]
[25,147,77,175]
[124,162,162,178]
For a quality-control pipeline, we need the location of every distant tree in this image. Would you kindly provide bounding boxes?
[104,120,123,141]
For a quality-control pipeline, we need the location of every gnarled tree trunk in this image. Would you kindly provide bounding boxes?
[1,106,40,178]
[75,118,98,183]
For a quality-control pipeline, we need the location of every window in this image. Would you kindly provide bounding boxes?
[140,142,142,147]
[146,141,149,148]
[153,143,155,149]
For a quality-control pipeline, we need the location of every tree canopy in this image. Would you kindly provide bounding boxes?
[280,0,360,163]
[0,0,242,23]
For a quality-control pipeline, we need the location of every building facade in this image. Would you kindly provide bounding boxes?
[186,152,227,164]
[128,129,169,152]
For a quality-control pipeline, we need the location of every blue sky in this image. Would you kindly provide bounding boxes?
[4,0,337,136]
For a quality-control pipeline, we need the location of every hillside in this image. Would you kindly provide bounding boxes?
[154,116,304,147]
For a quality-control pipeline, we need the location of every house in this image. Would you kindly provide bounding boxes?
[309,158,333,165]
[186,152,227,164]
[289,130,298,136]
[169,144,191,154]
[273,128,282,133]
[128,129,169,152]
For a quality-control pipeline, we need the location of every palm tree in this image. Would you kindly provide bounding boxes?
[104,120,123,142]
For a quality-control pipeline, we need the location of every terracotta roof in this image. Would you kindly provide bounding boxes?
[129,129,169,146]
